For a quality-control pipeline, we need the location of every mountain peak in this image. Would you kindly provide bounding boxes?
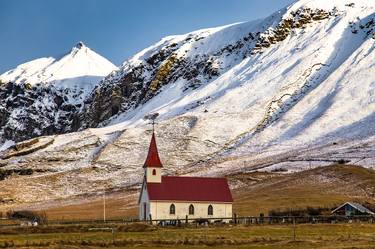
[70,41,88,55]
[0,42,117,89]
[74,41,86,49]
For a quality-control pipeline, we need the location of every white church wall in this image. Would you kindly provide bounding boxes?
[139,184,150,220]
[149,201,232,221]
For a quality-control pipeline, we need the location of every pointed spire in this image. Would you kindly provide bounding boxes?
[143,132,163,168]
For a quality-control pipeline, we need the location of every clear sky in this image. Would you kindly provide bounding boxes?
[0,0,294,73]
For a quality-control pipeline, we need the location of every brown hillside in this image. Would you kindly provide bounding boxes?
[2,165,374,220]
[231,165,375,216]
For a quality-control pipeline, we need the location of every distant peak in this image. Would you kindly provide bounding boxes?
[70,41,88,56]
[74,41,86,49]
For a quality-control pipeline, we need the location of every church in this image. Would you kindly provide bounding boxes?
[138,132,233,222]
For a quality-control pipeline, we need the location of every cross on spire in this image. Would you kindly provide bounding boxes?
[143,112,162,168]
[144,112,159,133]
[151,118,156,133]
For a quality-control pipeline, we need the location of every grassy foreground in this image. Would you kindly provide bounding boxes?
[0,223,374,248]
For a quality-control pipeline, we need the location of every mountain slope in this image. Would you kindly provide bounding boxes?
[0,0,374,207]
[79,0,375,169]
[78,0,375,146]
[0,42,117,143]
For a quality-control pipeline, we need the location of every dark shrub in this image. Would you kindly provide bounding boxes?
[6,210,48,224]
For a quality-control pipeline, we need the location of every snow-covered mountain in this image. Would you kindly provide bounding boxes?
[80,0,375,139]
[78,0,375,168]
[0,42,117,143]
[0,0,375,206]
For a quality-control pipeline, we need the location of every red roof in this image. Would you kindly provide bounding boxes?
[147,176,233,202]
[143,132,163,168]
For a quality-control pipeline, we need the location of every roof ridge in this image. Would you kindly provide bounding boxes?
[332,202,375,215]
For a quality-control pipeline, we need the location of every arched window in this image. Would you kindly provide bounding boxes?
[152,169,156,175]
[170,204,175,215]
[189,204,195,215]
[208,205,213,215]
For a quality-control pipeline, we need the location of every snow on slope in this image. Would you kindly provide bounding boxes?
[106,0,374,136]
[79,13,282,128]
[0,42,117,96]
[97,0,375,170]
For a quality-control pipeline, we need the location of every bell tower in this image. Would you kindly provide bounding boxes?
[143,132,163,183]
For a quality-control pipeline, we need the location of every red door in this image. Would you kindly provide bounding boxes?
[143,203,147,220]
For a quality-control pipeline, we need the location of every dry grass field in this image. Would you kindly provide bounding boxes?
[232,165,375,216]
[0,165,374,248]
[0,223,375,248]
[38,189,139,220]
[12,164,373,221]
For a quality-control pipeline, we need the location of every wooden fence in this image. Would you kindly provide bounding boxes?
[1,215,374,228]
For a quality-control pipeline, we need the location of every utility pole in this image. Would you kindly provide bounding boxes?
[103,188,106,223]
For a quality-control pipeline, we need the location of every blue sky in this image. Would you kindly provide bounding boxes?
[0,0,294,73]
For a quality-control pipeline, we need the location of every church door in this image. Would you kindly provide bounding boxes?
[143,203,147,220]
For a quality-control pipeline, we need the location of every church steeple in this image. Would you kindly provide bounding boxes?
[143,132,163,168]
[143,131,163,183]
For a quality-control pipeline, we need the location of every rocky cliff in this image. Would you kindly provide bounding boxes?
[0,42,117,143]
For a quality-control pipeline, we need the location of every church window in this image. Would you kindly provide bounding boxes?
[189,204,195,215]
[170,204,175,215]
[152,169,156,175]
[208,205,213,215]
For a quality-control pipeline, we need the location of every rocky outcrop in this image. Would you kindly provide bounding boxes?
[0,81,82,142]
[79,43,224,128]
[252,8,331,55]
[0,43,116,143]
[359,17,375,38]
[0,137,54,160]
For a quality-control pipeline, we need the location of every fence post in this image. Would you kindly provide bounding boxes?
[185,215,188,226]
[234,213,237,225]
[293,217,296,241]
[149,214,152,225]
